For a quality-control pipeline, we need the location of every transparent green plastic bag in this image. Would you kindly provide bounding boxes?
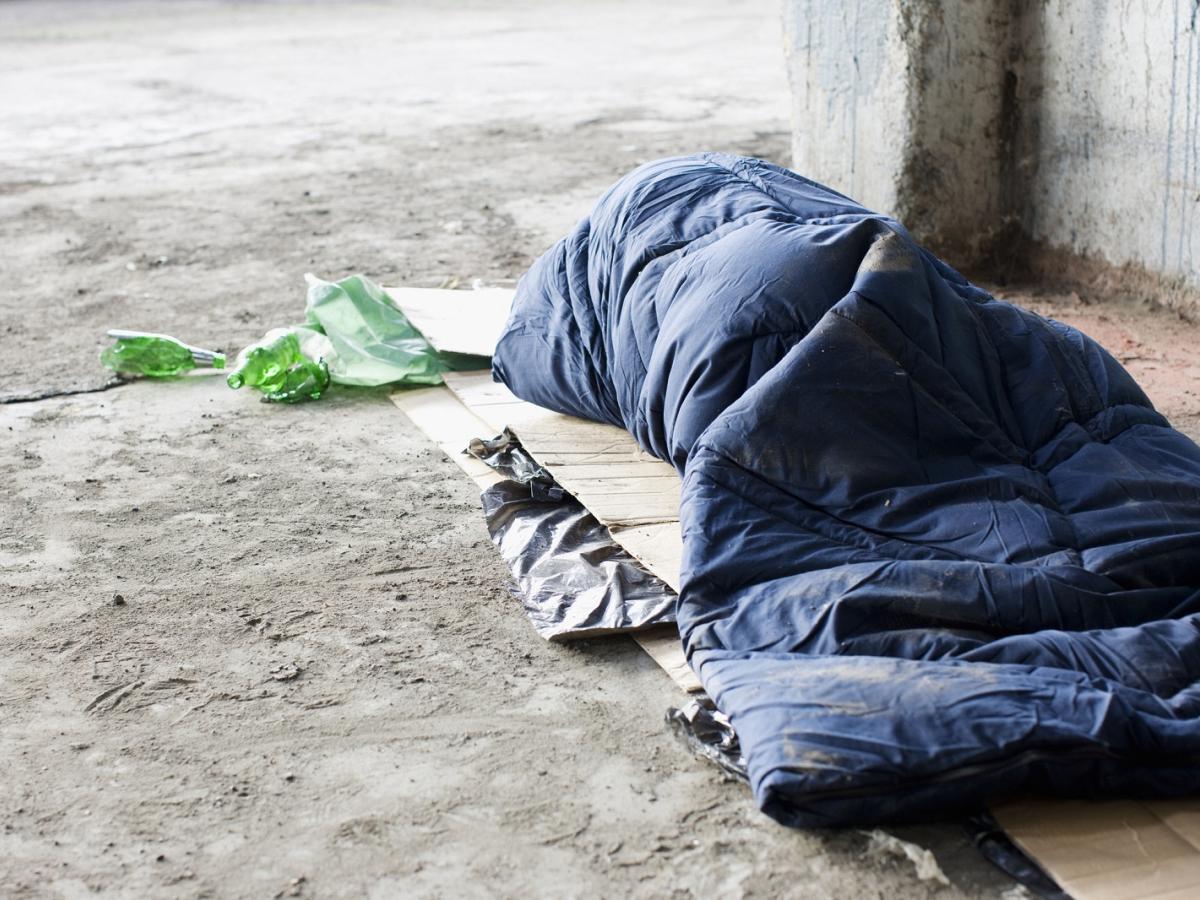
[304,273,444,387]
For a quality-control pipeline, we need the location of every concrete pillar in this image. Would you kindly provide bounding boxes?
[783,0,1014,263]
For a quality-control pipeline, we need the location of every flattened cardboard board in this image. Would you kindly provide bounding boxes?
[993,798,1200,900]
[442,371,681,527]
[385,286,514,358]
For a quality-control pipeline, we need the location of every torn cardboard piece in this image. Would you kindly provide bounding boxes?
[385,286,514,358]
[389,385,502,489]
[994,798,1200,900]
[604,522,683,594]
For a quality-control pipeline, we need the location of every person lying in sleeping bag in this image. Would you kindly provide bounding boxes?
[491,153,1200,826]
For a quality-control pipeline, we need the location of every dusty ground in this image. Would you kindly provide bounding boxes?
[3,2,1199,898]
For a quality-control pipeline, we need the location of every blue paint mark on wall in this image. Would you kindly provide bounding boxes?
[1165,0,1200,277]
[1164,0,1181,270]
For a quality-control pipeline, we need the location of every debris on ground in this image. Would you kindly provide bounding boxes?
[862,830,952,886]
[270,662,303,682]
[113,273,492,404]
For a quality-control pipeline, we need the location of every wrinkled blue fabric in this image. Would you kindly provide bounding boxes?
[492,153,1200,826]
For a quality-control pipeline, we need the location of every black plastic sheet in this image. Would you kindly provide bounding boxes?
[469,430,677,641]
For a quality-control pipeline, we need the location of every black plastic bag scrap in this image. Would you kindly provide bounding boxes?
[467,430,677,642]
[467,429,562,499]
[667,696,747,783]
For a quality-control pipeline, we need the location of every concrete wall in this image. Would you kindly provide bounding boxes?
[783,0,1013,261]
[1019,1,1198,282]
[784,0,1200,289]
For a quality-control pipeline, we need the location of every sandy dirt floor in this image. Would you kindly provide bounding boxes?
[3,2,1198,898]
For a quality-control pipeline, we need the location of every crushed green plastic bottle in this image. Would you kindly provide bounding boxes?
[101,331,225,377]
[226,327,333,403]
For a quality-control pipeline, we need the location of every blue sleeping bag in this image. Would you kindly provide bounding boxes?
[492,153,1200,826]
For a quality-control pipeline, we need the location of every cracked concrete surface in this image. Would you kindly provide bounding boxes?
[2,2,1197,898]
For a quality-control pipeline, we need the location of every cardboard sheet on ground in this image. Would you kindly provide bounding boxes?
[994,798,1200,900]
[387,288,1200,900]
[386,286,514,358]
